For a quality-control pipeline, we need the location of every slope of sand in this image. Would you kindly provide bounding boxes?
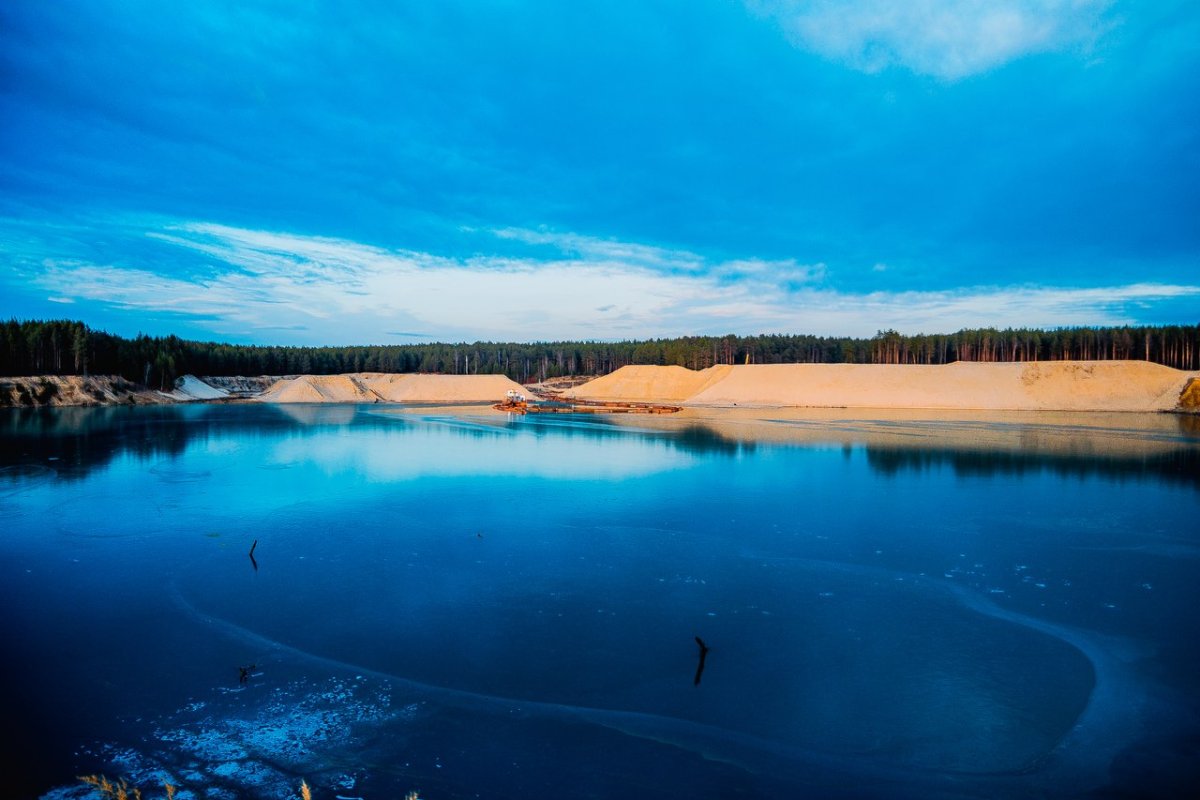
[561,364,733,403]
[567,361,1199,412]
[258,375,373,403]
[162,374,230,401]
[0,375,173,407]
[362,374,520,403]
[256,373,531,404]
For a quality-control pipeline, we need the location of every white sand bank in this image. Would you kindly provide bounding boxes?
[163,374,231,401]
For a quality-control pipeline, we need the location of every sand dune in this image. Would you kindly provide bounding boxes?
[363,374,522,403]
[557,364,733,403]
[256,373,530,404]
[566,361,1199,412]
[258,375,372,403]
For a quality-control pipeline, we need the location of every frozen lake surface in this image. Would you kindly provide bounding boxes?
[2,404,1198,799]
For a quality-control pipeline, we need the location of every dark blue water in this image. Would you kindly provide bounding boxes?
[2,405,1198,799]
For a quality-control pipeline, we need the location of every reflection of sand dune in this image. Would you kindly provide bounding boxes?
[257,373,530,404]
[595,408,1200,469]
[271,403,359,426]
[568,361,1200,412]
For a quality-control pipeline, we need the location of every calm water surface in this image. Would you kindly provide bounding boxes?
[2,404,1198,799]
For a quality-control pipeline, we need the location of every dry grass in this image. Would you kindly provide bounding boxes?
[81,773,418,799]
[78,776,177,799]
[1180,377,1200,410]
[78,775,142,800]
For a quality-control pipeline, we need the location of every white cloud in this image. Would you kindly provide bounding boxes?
[780,283,1200,334]
[748,0,1113,79]
[18,219,1200,343]
[31,225,720,343]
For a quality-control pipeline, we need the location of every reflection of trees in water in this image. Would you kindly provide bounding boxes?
[865,445,1200,490]
[1,406,190,480]
[672,424,754,456]
[11,404,1191,484]
[0,405,395,481]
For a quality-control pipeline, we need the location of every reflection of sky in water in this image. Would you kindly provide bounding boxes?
[269,417,695,481]
[2,405,1199,800]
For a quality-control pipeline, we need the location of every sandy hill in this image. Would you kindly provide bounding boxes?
[566,361,1199,412]
[560,364,733,403]
[258,375,372,403]
[359,374,509,403]
[256,373,530,404]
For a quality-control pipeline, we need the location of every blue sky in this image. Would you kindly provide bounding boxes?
[1,0,1197,345]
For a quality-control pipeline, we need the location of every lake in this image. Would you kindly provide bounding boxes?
[2,404,1199,799]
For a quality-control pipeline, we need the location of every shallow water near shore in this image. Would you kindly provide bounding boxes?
[2,404,1199,799]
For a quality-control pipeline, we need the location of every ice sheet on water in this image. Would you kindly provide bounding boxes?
[0,463,57,495]
[148,464,213,483]
[40,675,403,800]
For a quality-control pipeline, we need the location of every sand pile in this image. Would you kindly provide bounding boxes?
[258,375,373,403]
[563,365,732,403]
[362,374,529,403]
[256,373,531,404]
[567,361,1200,412]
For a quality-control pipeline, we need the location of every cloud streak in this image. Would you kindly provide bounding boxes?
[8,218,1197,345]
[749,0,1114,79]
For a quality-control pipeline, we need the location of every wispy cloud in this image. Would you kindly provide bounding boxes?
[489,227,706,273]
[748,0,1114,79]
[8,217,1198,344]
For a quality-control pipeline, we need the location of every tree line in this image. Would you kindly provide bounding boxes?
[3,319,1198,388]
